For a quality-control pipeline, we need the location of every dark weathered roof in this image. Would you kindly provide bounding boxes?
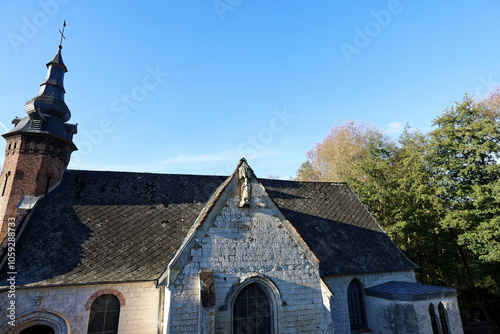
[261,179,418,276]
[0,169,417,287]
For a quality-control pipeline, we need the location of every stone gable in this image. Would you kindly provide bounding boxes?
[166,175,333,333]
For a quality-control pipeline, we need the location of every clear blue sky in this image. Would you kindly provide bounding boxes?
[1,1,499,179]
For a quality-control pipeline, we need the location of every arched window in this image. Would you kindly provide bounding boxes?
[87,294,120,334]
[233,283,272,334]
[429,303,439,334]
[20,325,55,334]
[438,302,449,334]
[348,279,366,330]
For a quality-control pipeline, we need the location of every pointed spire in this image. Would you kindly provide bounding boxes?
[46,20,68,73]
[46,45,67,73]
[24,21,70,122]
[10,20,77,143]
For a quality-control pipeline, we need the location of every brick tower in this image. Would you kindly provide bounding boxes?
[0,43,77,240]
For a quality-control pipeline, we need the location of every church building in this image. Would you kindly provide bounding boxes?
[0,42,464,333]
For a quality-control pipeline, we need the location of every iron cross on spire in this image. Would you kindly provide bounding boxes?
[58,20,66,48]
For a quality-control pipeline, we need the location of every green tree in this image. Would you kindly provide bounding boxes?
[346,127,460,286]
[295,105,500,324]
[428,95,500,325]
[429,95,500,262]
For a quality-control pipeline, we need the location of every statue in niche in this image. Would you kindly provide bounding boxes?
[239,162,251,207]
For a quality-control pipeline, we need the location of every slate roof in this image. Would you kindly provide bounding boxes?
[0,169,417,288]
[365,281,456,301]
[261,179,418,276]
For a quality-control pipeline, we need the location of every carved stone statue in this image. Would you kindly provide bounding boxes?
[240,178,251,207]
[239,161,251,207]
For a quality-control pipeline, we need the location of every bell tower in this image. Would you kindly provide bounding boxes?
[0,26,77,240]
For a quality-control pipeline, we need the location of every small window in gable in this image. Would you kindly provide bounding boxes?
[438,302,449,334]
[87,294,120,334]
[348,279,366,330]
[429,303,439,334]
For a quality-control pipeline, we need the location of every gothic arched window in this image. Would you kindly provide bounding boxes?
[429,303,439,334]
[438,302,449,334]
[87,294,120,334]
[348,279,366,329]
[233,283,272,334]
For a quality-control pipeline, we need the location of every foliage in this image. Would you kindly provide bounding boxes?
[477,86,500,121]
[429,95,500,263]
[345,127,461,286]
[296,120,391,182]
[427,95,500,325]
[296,92,500,325]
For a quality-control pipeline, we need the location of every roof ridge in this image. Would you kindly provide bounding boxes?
[67,169,351,185]
[66,169,231,178]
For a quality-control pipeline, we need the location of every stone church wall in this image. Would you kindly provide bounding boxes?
[365,295,463,334]
[322,270,416,334]
[0,281,160,333]
[166,193,333,333]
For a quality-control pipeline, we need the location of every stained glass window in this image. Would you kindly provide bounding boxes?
[233,284,272,334]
